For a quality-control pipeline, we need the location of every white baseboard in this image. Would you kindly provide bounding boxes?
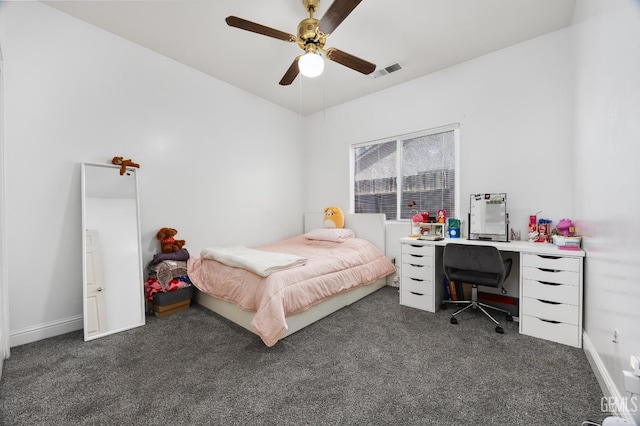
[583,331,637,423]
[9,314,83,348]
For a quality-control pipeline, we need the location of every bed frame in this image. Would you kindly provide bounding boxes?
[193,213,390,342]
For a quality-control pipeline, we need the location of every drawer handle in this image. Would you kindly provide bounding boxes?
[537,299,561,305]
[409,254,424,258]
[410,278,424,282]
[538,255,561,260]
[538,280,561,286]
[538,268,561,273]
[539,318,561,324]
[409,291,424,296]
[410,244,422,248]
[409,263,424,268]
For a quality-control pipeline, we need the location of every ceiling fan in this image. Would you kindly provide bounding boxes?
[226,0,376,85]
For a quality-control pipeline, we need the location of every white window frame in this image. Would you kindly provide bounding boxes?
[350,124,460,221]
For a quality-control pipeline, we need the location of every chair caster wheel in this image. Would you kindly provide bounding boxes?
[506,315,513,322]
[495,326,504,334]
[450,317,458,325]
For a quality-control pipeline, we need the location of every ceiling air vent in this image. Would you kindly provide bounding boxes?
[371,62,403,79]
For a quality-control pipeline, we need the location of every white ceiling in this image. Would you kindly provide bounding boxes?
[43,0,577,116]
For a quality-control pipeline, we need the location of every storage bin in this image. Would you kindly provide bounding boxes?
[151,286,193,317]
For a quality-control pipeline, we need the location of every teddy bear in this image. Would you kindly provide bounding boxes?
[323,206,345,228]
[111,156,140,176]
[156,227,186,253]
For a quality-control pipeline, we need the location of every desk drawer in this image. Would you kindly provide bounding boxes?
[522,297,579,325]
[402,253,432,267]
[522,254,581,272]
[401,262,432,279]
[521,315,580,347]
[401,276,433,296]
[402,243,434,257]
[522,279,580,305]
[522,267,579,286]
[400,290,434,312]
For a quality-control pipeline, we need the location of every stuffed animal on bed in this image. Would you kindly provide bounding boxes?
[323,206,345,229]
[111,156,140,176]
[156,227,186,253]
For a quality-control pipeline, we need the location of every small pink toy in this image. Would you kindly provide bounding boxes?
[556,218,573,237]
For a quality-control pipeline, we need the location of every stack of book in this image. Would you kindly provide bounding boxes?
[444,278,464,301]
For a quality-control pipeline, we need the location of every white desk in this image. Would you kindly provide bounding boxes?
[399,237,585,347]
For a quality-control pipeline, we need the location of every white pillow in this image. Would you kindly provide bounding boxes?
[304,228,356,243]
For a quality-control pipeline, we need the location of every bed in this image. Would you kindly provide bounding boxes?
[187,213,396,346]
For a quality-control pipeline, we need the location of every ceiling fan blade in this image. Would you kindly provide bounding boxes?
[225,16,297,43]
[279,57,301,86]
[319,0,363,35]
[325,48,376,75]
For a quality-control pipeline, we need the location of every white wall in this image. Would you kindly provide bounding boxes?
[572,1,640,423]
[304,27,575,274]
[0,2,305,346]
[304,2,640,421]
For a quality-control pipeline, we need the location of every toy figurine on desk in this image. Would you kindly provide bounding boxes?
[437,209,446,223]
[534,218,553,243]
[552,218,582,250]
[556,218,573,236]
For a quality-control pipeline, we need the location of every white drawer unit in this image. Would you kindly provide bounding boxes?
[400,242,437,312]
[397,238,585,348]
[520,253,583,347]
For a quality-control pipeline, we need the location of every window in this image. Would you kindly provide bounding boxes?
[352,125,458,221]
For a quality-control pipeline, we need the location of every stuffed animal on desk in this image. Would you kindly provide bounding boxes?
[556,218,573,237]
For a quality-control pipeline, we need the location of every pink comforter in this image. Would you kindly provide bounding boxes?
[187,235,396,346]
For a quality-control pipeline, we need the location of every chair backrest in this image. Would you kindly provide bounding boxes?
[442,243,512,288]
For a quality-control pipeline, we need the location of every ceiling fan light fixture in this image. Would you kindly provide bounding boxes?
[298,51,324,78]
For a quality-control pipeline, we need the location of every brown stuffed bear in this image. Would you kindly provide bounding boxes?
[156,228,186,253]
[111,156,140,176]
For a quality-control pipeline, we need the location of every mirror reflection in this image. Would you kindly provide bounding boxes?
[469,193,508,242]
[81,163,145,341]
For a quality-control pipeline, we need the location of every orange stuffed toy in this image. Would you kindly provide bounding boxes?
[156,227,186,253]
[111,156,140,176]
[323,206,345,228]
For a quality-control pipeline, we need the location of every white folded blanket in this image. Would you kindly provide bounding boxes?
[200,246,307,277]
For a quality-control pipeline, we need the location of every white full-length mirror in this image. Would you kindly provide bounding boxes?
[81,162,145,341]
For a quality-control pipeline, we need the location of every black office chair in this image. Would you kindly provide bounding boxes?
[441,243,514,333]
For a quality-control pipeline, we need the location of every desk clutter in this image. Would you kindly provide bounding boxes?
[527,215,582,250]
[407,201,457,240]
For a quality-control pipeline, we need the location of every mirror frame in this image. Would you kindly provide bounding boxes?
[468,193,509,242]
[81,162,145,341]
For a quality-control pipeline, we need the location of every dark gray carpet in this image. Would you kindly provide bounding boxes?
[0,286,606,425]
